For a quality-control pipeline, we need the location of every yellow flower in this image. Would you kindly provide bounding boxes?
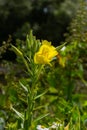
[34,40,58,65]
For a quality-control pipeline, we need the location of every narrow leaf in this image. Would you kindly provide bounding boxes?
[11,106,24,120]
[19,81,28,92]
[33,113,49,122]
[11,45,23,57]
[34,89,48,100]
[56,42,67,51]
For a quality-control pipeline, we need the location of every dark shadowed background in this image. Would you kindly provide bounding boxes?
[0,0,79,60]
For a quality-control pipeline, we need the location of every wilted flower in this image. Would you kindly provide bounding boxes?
[34,40,58,65]
[57,54,66,68]
[50,122,63,129]
[36,125,49,130]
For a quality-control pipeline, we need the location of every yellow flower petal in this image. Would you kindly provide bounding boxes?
[42,40,51,45]
[34,40,58,65]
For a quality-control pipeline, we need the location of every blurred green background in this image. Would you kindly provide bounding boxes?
[0,1,87,129]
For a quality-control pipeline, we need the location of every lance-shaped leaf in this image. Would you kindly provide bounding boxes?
[11,106,24,120]
[56,42,67,51]
[19,81,28,92]
[11,45,23,57]
[34,89,48,100]
[33,113,49,123]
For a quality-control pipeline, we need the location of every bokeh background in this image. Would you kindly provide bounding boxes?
[0,0,80,60]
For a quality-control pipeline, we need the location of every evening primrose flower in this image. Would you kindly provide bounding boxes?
[34,40,58,65]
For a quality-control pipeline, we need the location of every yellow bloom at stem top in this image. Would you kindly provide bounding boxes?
[34,40,58,65]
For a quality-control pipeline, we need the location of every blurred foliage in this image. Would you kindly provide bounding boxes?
[0,0,79,45]
[65,0,87,43]
[0,0,87,130]
[0,0,80,60]
[0,36,11,59]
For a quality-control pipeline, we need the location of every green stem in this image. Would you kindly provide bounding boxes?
[22,56,32,75]
[24,65,43,130]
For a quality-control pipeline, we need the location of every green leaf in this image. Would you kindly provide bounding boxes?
[19,81,28,92]
[11,45,23,57]
[34,105,47,111]
[11,45,32,74]
[34,89,48,100]
[56,42,67,51]
[33,113,49,122]
[11,106,24,120]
